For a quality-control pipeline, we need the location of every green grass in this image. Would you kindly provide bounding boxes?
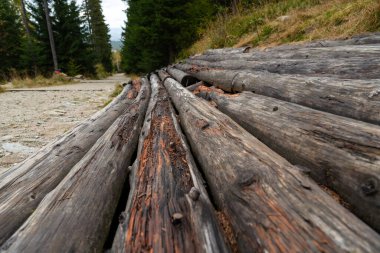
[179,0,380,58]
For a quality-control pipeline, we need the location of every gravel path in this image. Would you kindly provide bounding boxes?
[0,74,130,173]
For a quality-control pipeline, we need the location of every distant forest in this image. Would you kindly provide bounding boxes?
[0,0,112,81]
[121,0,265,73]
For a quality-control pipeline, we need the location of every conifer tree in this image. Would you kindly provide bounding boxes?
[84,0,112,72]
[28,0,55,73]
[53,0,95,75]
[0,0,23,80]
[121,0,214,73]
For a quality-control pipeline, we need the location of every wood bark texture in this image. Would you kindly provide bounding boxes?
[111,74,230,253]
[202,47,251,55]
[184,57,380,79]
[0,82,139,246]
[167,67,199,87]
[203,89,380,232]
[160,72,380,253]
[175,65,380,125]
[1,78,151,253]
[191,45,380,61]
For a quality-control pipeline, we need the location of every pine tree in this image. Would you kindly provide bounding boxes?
[53,0,95,75]
[84,0,112,72]
[0,0,24,80]
[121,0,214,73]
[28,0,55,73]
[43,0,58,70]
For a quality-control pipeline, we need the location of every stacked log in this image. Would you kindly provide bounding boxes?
[183,57,380,79]
[0,81,141,245]
[197,88,380,231]
[175,65,380,125]
[191,45,380,61]
[160,72,380,253]
[1,78,151,252]
[167,67,199,87]
[111,74,229,253]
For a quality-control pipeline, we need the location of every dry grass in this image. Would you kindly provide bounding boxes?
[0,86,5,93]
[103,83,124,107]
[180,0,380,58]
[11,74,73,88]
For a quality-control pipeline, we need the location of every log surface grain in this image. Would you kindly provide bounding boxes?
[1,79,150,253]
[161,72,380,253]
[203,89,380,232]
[112,74,229,253]
[0,81,140,246]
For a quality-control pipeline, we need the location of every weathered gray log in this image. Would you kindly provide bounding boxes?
[111,74,230,253]
[260,33,380,52]
[167,67,199,87]
[184,57,380,79]
[160,71,380,253]
[202,46,251,55]
[0,81,141,246]
[192,44,380,61]
[1,78,150,253]
[202,89,380,231]
[175,65,380,124]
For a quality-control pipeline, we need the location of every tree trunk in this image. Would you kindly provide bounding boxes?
[167,67,199,87]
[184,57,380,79]
[0,82,140,246]
[202,46,251,55]
[174,65,380,125]
[201,89,380,232]
[160,72,380,253]
[192,45,380,61]
[20,0,30,36]
[111,74,230,253]
[43,0,58,70]
[1,79,150,253]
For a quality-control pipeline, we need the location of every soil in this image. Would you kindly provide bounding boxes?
[0,74,130,173]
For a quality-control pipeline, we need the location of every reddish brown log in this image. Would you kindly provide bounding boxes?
[160,71,380,253]
[111,74,230,253]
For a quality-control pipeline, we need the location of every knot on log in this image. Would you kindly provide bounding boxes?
[189,187,200,201]
[361,178,378,196]
[171,213,184,225]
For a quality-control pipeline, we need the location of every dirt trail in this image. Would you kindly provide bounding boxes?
[0,74,130,173]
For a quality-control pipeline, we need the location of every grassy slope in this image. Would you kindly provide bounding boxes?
[180,0,380,58]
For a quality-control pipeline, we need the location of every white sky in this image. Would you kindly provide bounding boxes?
[76,0,127,41]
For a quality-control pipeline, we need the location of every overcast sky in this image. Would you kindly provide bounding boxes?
[76,0,127,41]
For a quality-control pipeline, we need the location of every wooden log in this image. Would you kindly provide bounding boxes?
[0,81,141,246]
[184,57,380,79]
[1,78,151,253]
[111,74,230,253]
[175,65,380,125]
[260,33,380,52]
[202,89,380,231]
[186,81,205,92]
[160,72,380,253]
[202,46,251,55]
[167,67,199,87]
[192,45,380,61]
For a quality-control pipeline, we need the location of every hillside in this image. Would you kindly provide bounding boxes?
[180,0,380,58]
